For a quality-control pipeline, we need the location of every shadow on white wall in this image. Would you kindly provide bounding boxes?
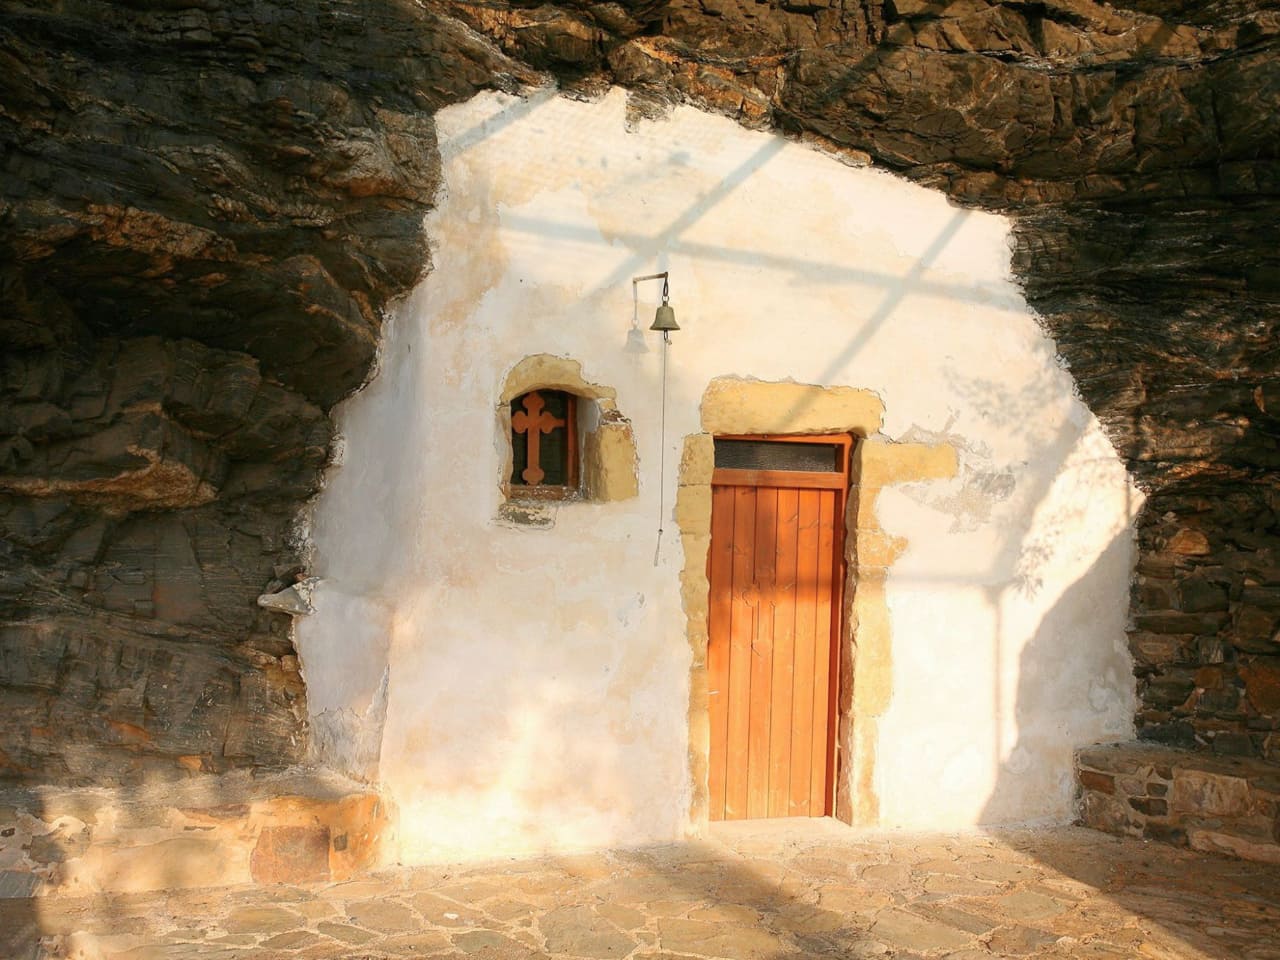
[295,86,1143,859]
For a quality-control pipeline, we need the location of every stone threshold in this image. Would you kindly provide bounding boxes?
[1076,741,1280,863]
[0,768,391,899]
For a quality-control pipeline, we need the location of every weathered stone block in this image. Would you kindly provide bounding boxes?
[856,441,958,490]
[1243,586,1280,611]
[700,378,882,438]
[0,772,388,896]
[1187,828,1280,864]
[678,434,714,488]
[1134,612,1229,635]
[1139,671,1196,710]
[1117,775,1149,796]
[251,825,331,885]
[1143,822,1187,846]
[582,416,638,503]
[1234,607,1280,653]
[1212,733,1257,757]
[1078,770,1114,794]
[1079,791,1141,838]
[1138,720,1196,748]
[1128,796,1168,817]
[1179,577,1229,613]
[1170,770,1251,817]
[64,835,247,895]
[1242,659,1280,714]
[1167,530,1212,556]
[1077,744,1153,776]
[1130,631,1195,668]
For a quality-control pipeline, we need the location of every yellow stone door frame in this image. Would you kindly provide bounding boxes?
[675,378,957,829]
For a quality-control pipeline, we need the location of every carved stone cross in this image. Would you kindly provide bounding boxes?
[512,391,565,485]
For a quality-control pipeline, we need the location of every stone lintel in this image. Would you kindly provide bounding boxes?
[700,377,883,437]
[500,354,619,410]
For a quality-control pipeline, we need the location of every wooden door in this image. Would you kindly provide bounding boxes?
[707,436,851,821]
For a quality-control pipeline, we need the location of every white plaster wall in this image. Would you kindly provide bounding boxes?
[299,87,1142,861]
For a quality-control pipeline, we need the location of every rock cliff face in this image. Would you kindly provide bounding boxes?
[1,0,1277,783]
[1017,204,1280,759]
[0,0,537,783]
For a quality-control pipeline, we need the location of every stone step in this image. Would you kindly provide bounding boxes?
[0,769,392,899]
[1076,741,1280,863]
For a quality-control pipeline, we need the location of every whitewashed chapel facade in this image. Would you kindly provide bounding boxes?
[295,89,1141,863]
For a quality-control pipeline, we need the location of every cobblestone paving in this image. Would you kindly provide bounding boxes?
[6,822,1280,960]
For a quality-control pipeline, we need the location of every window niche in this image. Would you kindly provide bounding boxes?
[499,356,639,518]
[509,389,578,497]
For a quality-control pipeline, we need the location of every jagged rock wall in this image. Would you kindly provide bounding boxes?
[1017,204,1280,758]
[0,0,537,784]
[0,338,326,782]
[1,0,1277,783]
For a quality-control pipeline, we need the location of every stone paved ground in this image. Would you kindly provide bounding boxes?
[5,821,1280,960]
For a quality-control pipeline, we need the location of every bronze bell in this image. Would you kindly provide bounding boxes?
[650,278,679,333]
[651,301,678,333]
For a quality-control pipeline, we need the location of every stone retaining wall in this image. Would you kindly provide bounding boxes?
[0,771,391,898]
[1077,742,1280,864]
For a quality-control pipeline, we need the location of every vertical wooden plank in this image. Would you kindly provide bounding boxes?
[767,487,799,818]
[790,489,820,816]
[810,490,837,815]
[706,485,736,822]
[746,486,777,819]
[724,485,756,820]
[826,487,847,817]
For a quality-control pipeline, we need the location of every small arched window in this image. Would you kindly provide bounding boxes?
[509,389,578,496]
